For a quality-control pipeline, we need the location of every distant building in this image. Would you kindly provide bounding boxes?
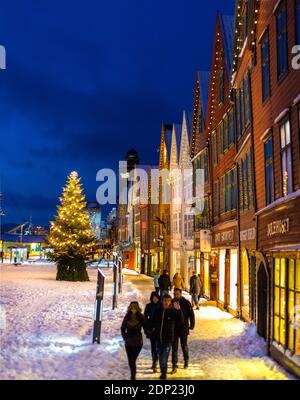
[86,202,101,240]
[0,233,47,263]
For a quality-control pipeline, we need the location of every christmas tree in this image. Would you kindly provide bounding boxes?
[48,171,97,281]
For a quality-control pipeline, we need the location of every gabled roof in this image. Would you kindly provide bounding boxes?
[173,124,182,157]
[197,71,211,122]
[179,111,192,168]
[159,123,173,169]
[218,13,234,78]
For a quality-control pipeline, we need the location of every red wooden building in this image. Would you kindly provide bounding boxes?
[207,13,239,315]
[250,0,300,376]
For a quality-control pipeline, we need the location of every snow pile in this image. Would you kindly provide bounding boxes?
[122,268,140,276]
[0,264,294,380]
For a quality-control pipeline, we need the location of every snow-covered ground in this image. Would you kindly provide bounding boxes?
[0,263,295,380]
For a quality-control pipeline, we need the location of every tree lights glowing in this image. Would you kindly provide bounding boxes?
[47,171,97,281]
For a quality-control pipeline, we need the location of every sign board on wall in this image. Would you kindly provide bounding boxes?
[267,218,290,237]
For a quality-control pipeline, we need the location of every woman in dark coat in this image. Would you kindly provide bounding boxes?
[144,291,160,372]
[121,301,145,380]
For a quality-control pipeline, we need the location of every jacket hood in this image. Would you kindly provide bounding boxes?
[150,291,160,303]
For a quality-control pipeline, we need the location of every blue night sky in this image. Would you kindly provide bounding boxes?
[0,0,235,226]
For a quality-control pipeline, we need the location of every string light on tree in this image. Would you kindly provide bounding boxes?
[47,171,97,282]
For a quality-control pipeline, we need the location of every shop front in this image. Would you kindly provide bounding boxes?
[195,230,212,299]
[212,222,238,315]
[170,242,181,279]
[1,234,47,263]
[8,246,27,264]
[257,195,300,378]
[240,226,257,322]
[121,243,135,270]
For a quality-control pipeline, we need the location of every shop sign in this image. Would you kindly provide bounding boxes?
[200,230,212,252]
[215,229,235,244]
[267,218,290,237]
[240,228,256,242]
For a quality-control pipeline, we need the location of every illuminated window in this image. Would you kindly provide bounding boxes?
[274,258,300,355]
[242,250,250,311]
[280,118,293,196]
[219,250,226,303]
[274,258,286,346]
[229,250,238,310]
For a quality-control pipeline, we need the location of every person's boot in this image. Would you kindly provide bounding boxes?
[159,374,167,380]
[152,362,157,373]
[171,365,177,374]
[184,360,189,369]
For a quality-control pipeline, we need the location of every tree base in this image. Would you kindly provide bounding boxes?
[56,258,89,282]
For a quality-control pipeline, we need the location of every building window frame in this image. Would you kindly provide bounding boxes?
[279,117,293,196]
[261,30,271,103]
[276,0,289,81]
[214,179,220,218]
[273,257,300,356]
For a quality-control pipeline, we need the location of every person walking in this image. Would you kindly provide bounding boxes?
[198,273,204,302]
[144,291,160,372]
[158,269,171,297]
[152,294,183,380]
[171,272,185,291]
[153,269,160,294]
[121,301,145,380]
[190,271,202,309]
[171,288,195,373]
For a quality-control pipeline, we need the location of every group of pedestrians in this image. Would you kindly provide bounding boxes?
[155,268,203,309]
[121,269,199,380]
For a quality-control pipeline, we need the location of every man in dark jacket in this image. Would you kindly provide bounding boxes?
[171,288,195,373]
[190,271,202,309]
[144,291,160,372]
[152,294,183,380]
[158,269,171,297]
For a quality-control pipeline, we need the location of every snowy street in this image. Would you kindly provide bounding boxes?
[0,264,294,380]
